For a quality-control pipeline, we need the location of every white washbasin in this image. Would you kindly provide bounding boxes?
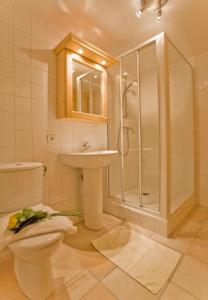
[59,150,118,169]
[59,149,118,230]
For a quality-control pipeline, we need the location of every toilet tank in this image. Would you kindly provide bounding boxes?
[0,162,43,213]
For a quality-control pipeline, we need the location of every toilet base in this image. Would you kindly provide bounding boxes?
[14,256,54,300]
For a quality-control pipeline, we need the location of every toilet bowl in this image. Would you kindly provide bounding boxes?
[0,162,77,299]
[9,232,64,300]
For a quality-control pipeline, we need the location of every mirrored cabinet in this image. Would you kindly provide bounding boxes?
[54,33,118,122]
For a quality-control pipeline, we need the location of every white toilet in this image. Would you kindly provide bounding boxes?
[0,162,76,300]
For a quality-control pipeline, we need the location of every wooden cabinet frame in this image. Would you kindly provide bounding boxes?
[54,33,118,122]
[57,50,107,122]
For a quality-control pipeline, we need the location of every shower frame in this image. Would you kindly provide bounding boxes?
[106,32,196,236]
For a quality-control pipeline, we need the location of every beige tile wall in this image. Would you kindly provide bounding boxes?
[168,43,195,213]
[195,52,208,208]
[0,0,107,211]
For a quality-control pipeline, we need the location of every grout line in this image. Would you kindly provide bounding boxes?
[169,282,200,300]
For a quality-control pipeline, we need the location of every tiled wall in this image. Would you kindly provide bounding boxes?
[168,42,195,213]
[195,52,208,208]
[0,0,107,211]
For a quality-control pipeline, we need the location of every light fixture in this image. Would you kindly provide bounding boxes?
[136,0,146,18]
[156,0,162,22]
[101,60,106,65]
[135,0,168,22]
[77,48,84,55]
[123,72,128,76]
[136,10,143,18]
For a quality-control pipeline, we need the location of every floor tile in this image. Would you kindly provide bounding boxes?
[3,288,29,300]
[156,209,208,254]
[81,283,118,300]
[176,209,208,235]
[50,270,97,300]
[70,248,115,280]
[160,282,198,300]
[64,214,123,252]
[188,219,208,265]
[172,255,208,300]
[52,244,85,290]
[124,221,153,237]
[102,268,156,300]
[0,258,20,298]
[151,232,190,253]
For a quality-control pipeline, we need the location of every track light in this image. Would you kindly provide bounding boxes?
[156,0,162,22]
[136,10,143,18]
[135,0,167,22]
[136,0,146,18]
[156,9,162,22]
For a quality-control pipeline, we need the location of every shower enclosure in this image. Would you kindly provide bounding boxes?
[106,33,195,236]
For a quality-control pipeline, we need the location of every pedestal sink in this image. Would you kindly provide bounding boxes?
[59,150,118,230]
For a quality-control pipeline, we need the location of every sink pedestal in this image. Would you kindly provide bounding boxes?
[59,150,118,231]
[83,168,103,230]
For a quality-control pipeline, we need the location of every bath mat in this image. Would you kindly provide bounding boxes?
[92,223,181,294]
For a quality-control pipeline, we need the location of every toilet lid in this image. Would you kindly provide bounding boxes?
[8,232,64,252]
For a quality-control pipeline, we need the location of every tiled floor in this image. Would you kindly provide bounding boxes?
[1,207,208,300]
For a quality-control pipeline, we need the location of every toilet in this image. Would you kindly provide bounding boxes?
[0,162,76,300]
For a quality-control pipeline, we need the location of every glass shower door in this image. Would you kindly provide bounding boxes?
[120,42,160,211]
[120,51,141,206]
[139,42,160,212]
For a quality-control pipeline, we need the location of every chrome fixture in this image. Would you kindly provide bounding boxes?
[136,0,146,17]
[135,0,169,22]
[81,141,91,152]
[117,79,137,156]
[156,0,162,22]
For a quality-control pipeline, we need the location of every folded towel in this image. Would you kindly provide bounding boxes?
[0,203,77,251]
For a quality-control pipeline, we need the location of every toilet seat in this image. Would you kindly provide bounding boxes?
[9,232,64,253]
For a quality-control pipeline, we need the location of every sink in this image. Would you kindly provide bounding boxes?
[59,150,118,230]
[59,150,118,169]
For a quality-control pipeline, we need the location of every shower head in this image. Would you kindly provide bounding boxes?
[123,80,137,95]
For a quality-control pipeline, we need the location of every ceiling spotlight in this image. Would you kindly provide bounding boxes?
[135,0,168,21]
[156,0,162,22]
[136,10,143,18]
[156,9,162,22]
[136,0,146,18]
[101,60,106,65]
[77,48,84,55]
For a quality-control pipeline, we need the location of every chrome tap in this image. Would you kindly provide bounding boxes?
[81,141,91,152]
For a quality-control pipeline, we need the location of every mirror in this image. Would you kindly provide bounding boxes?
[54,33,118,122]
[72,60,102,115]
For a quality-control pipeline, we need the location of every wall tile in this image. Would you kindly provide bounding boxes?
[0,21,13,42]
[0,58,13,77]
[15,96,31,113]
[15,130,32,147]
[0,111,14,129]
[14,10,31,34]
[0,92,14,112]
[0,3,13,25]
[0,40,13,60]
[0,3,107,216]
[15,62,31,82]
[15,80,31,98]
[0,130,15,147]
[14,29,31,48]
[15,113,32,130]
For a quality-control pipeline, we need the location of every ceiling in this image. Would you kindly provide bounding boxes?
[14,0,208,58]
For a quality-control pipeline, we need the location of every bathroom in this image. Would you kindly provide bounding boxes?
[0,0,208,299]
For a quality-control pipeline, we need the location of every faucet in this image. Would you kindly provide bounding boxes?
[81,141,91,152]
